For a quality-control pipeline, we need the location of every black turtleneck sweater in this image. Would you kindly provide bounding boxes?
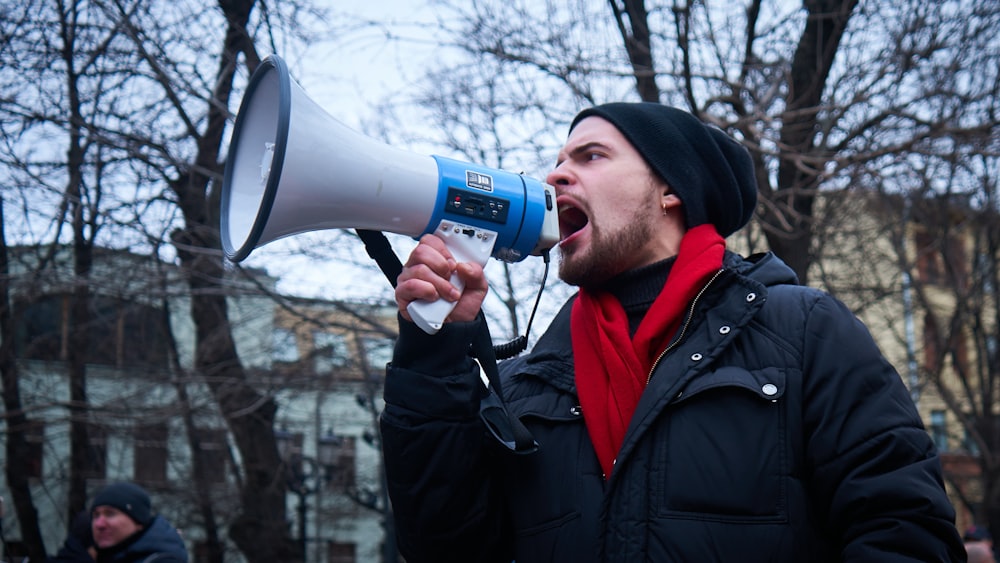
[601,257,677,337]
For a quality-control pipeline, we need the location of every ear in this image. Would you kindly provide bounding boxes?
[661,191,682,211]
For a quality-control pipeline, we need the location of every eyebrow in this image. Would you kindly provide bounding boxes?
[556,141,611,167]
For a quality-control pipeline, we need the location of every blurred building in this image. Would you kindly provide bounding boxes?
[0,245,397,562]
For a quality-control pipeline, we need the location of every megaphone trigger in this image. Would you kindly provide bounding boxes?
[406,221,498,334]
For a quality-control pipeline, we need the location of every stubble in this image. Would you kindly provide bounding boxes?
[558,209,655,288]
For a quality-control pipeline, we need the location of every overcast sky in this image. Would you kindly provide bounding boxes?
[299,1,443,131]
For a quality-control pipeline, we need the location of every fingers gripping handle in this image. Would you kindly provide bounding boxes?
[408,221,497,334]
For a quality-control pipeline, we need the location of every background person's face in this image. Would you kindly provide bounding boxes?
[92,505,143,548]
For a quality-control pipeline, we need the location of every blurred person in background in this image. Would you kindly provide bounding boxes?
[87,482,186,563]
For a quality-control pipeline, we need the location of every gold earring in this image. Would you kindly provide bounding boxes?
[661,202,668,216]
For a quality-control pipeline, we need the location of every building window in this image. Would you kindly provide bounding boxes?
[14,295,64,361]
[275,428,305,478]
[313,331,350,374]
[963,426,981,456]
[23,420,45,479]
[923,312,969,375]
[923,313,940,369]
[915,230,943,285]
[914,230,967,288]
[930,410,948,452]
[112,300,169,367]
[195,428,228,484]
[329,436,357,490]
[272,328,299,363]
[328,542,356,563]
[83,423,108,479]
[134,423,169,485]
[14,294,169,368]
[360,336,393,371]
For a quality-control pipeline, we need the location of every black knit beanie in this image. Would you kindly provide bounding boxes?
[91,482,153,527]
[569,102,758,237]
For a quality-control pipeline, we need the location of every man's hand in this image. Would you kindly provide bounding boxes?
[396,234,489,324]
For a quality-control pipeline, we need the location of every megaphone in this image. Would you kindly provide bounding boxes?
[221,55,560,334]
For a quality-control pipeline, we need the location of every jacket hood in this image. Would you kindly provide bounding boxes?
[723,251,799,287]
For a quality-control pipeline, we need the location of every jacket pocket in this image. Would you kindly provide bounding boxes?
[501,392,602,541]
[652,365,788,523]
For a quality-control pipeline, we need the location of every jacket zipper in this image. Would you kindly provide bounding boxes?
[646,268,726,385]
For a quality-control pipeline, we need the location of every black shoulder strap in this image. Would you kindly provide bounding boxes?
[356,229,538,454]
[356,229,403,288]
[471,312,539,454]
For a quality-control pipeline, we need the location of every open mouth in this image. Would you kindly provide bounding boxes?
[558,203,589,242]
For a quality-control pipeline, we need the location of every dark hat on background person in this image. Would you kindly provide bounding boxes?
[91,482,153,527]
[569,102,758,237]
[965,524,992,542]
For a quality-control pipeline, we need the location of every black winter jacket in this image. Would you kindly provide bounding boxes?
[94,516,187,563]
[382,252,965,562]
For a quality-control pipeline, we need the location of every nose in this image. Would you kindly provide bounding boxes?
[545,162,572,190]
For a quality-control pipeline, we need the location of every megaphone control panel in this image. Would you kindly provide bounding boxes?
[446,188,510,225]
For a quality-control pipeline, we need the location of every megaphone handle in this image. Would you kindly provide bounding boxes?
[407,271,466,335]
[407,222,497,335]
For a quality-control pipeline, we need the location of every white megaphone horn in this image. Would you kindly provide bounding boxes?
[221,55,560,334]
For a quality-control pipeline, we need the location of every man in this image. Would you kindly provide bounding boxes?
[381,102,965,562]
[968,543,997,563]
[88,482,187,563]
[965,526,996,563]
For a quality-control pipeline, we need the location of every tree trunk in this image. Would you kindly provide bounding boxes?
[60,0,95,523]
[0,201,47,563]
[166,0,297,560]
[610,0,661,102]
[162,301,227,563]
[171,231,297,561]
[762,0,859,284]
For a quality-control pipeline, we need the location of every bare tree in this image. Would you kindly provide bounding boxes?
[0,0,332,559]
[0,0,138,554]
[872,164,1000,535]
[417,0,996,288]
[0,203,46,563]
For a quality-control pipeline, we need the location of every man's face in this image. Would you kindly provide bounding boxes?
[92,505,143,548]
[547,116,671,287]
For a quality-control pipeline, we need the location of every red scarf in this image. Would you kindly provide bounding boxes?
[571,224,725,478]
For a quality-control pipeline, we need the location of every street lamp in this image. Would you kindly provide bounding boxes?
[275,426,342,562]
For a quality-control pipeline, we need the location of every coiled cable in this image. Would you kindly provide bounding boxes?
[494,250,550,360]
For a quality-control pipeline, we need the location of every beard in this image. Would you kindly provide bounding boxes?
[558,209,655,288]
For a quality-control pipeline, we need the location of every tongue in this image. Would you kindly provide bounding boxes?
[560,208,588,240]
